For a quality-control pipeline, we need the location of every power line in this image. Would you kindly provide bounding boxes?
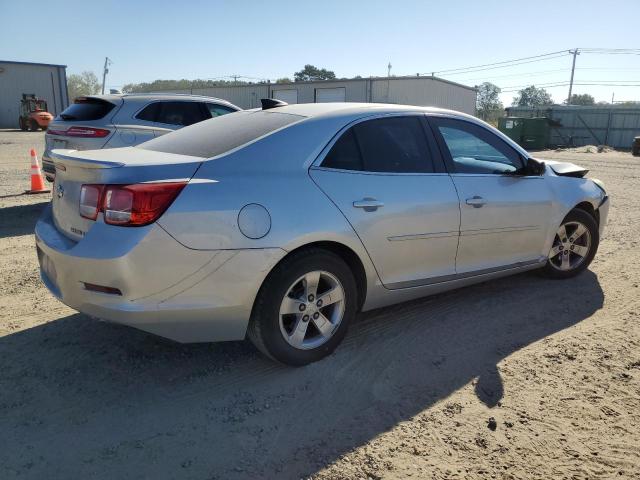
[423,49,570,76]
[458,66,640,84]
[427,53,572,77]
[500,82,640,93]
[579,48,640,54]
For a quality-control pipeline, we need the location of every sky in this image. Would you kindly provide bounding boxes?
[1,0,639,106]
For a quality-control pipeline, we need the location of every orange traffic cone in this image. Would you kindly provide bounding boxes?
[26,148,50,194]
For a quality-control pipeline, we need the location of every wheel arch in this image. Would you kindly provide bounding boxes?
[259,240,368,312]
[573,201,600,226]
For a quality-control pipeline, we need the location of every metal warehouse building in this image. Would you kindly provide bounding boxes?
[0,60,69,128]
[159,76,477,115]
[506,105,640,149]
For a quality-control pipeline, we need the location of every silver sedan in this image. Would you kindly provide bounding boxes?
[36,101,610,365]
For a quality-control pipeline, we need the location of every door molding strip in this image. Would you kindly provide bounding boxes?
[387,231,459,242]
[386,258,545,290]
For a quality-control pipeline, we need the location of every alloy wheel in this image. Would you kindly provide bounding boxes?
[548,221,592,271]
[278,270,346,350]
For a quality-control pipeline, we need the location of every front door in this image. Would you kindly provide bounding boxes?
[428,116,553,274]
[310,115,460,288]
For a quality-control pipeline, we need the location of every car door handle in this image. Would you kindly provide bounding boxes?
[353,198,384,211]
[465,196,487,208]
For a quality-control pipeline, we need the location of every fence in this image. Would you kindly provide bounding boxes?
[505,105,640,149]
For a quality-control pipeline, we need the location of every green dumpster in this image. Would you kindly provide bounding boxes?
[521,117,550,150]
[498,117,524,144]
[498,116,550,150]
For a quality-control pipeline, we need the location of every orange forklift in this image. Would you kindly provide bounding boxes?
[19,94,53,131]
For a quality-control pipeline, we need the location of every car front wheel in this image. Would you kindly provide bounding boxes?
[248,248,357,366]
[541,208,599,279]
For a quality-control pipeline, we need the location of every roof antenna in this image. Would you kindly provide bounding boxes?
[261,98,288,110]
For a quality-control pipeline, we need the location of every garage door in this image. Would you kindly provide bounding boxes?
[315,87,346,103]
[272,89,298,104]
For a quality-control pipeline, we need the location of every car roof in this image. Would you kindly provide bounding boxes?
[82,93,239,108]
[257,103,529,159]
[257,102,475,122]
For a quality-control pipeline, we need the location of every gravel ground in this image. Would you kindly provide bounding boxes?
[1,129,639,479]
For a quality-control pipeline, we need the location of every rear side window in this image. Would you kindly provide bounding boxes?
[57,97,116,121]
[322,129,363,171]
[322,116,435,173]
[139,110,303,158]
[136,101,208,126]
[205,103,237,117]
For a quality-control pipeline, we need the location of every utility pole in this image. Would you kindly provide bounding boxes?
[387,61,392,77]
[566,48,579,105]
[101,57,112,95]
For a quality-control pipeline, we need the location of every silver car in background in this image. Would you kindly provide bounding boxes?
[42,93,240,180]
[35,101,609,366]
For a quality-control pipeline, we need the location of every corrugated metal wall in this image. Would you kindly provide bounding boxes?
[506,105,640,149]
[154,77,477,115]
[0,62,69,128]
[371,77,477,114]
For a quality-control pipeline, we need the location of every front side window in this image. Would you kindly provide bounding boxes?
[321,116,434,173]
[432,118,523,174]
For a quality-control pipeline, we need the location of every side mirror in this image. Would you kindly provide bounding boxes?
[525,158,545,176]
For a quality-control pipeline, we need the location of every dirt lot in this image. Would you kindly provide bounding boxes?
[1,129,639,479]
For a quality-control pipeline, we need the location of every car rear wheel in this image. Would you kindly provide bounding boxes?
[541,208,599,279]
[248,248,357,366]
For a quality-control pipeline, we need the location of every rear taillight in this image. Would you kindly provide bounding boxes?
[79,182,186,226]
[79,184,104,220]
[48,126,110,138]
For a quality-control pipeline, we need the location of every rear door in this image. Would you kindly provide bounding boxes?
[428,116,553,274]
[310,115,460,289]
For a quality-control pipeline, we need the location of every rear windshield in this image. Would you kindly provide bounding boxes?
[57,97,116,121]
[138,110,304,158]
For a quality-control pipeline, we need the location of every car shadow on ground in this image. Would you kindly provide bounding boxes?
[0,201,48,239]
[0,269,603,479]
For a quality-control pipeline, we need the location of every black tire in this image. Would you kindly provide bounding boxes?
[540,208,599,279]
[247,248,357,366]
[19,117,27,131]
[29,119,38,132]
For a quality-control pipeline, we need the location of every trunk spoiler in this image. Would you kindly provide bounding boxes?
[51,149,125,169]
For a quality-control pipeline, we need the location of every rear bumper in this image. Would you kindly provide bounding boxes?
[41,154,55,181]
[35,205,286,342]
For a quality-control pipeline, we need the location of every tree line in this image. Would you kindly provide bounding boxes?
[66,65,607,123]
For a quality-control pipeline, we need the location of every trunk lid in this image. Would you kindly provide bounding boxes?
[50,147,204,241]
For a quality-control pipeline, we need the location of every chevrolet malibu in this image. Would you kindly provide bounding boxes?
[36,101,610,366]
